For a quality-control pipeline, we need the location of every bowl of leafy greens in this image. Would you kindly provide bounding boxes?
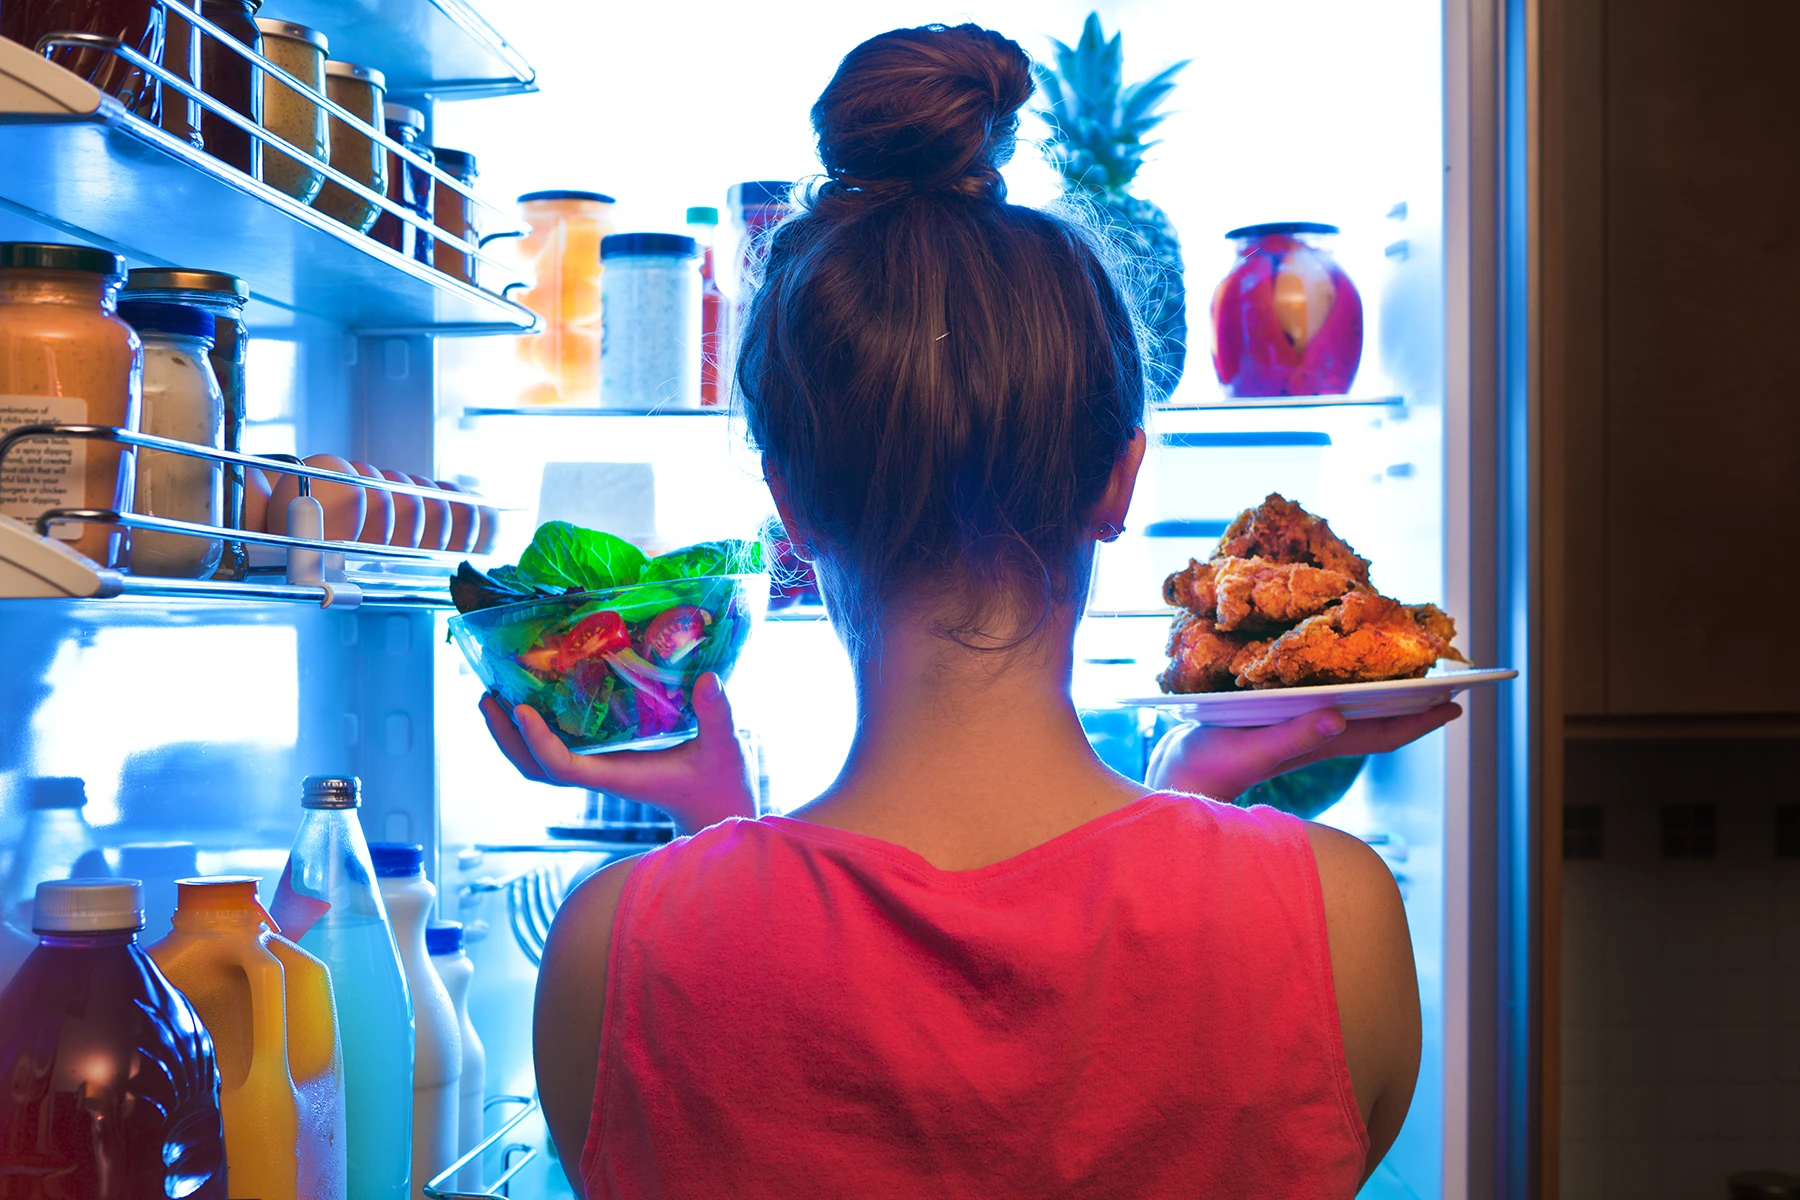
[449,521,767,753]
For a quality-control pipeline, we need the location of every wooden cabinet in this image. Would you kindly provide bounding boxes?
[1546,0,1800,722]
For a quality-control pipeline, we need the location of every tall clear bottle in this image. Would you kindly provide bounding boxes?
[2,776,99,933]
[269,776,413,1200]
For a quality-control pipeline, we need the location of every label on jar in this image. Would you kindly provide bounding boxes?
[0,396,88,540]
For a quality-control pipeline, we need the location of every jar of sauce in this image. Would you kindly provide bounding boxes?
[2,0,164,119]
[123,268,248,576]
[157,0,202,147]
[116,301,223,579]
[0,243,141,568]
[252,18,328,203]
[428,148,477,284]
[310,61,387,234]
[196,0,262,178]
[370,103,434,264]
[514,190,613,405]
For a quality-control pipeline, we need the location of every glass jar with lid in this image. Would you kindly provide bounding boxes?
[370,103,434,264]
[514,190,614,405]
[0,243,141,569]
[428,148,478,284]
[252,18,329,203]
[123,268,249,577]
[311,62,387,234]
[599,233,700,411]
[2,0,164,119]
[196,0,263,178]
[116,301,223,579]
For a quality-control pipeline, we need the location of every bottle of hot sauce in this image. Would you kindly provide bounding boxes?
[686,206,725,407]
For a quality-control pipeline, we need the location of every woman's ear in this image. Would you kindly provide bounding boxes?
[1089,428,1147,542]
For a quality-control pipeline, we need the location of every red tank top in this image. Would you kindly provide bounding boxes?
[581,793,1368,1199]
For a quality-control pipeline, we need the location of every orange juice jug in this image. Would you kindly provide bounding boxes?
[149,876,348,1200]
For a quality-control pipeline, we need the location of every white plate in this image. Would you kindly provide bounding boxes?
[1118,665,1518,727]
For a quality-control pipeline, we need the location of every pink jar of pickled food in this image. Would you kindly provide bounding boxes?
[1209,222,1362,398]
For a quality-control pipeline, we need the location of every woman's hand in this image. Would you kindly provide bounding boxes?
[1145,703,1462,802]
[478,672,757,835]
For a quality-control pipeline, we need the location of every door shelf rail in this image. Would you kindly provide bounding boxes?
[0,424,485,607]
[0,32,539,334]
[424,1095,541,1199]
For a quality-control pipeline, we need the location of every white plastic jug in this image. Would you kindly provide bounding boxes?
[429,921,486,1192]
[372,844,461,1200]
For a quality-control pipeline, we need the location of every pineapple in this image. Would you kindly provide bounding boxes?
[1034,13,1190,400]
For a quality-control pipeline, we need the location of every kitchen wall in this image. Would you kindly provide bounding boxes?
[1559,738,1800,1199]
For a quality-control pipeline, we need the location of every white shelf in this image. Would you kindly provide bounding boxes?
[258,0,535,99]
[0,38,538,334]
[1160,393,1404,411]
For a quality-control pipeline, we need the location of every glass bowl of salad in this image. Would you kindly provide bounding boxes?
[449,522,767,753]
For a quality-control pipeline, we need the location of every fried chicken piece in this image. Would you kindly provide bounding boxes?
[1215,493,1372,585]
[1162,557,1219,616]
[1407,603,1470,664]
[1235,591,1460,689]
[1211,556,1359,632]
[1157,612,1258,693]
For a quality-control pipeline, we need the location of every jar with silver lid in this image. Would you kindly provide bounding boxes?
[599,232,700,410]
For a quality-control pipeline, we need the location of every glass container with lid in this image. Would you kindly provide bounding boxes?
[2,0,164,119]
[0,243,141,569]
[116,301,223,580]
[599,232,701,411]
[370,103,434,265]
[428,148,478,284]
[196,0,263,179]
[123,268,249,577]
[252,18,328,204]
[1209,221,1364,398]
[514,190,614,405]
[311,62,387,234]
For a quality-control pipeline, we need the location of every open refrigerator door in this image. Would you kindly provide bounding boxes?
[1,0,1526,1196]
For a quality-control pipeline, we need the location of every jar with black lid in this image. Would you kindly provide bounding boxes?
[428,148,477,283]
[196,0,263,178]
[370,103,434,265]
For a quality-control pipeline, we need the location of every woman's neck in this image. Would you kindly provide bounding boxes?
[790,602,1150,869]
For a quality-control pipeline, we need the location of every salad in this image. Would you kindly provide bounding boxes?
[449,521,767,752]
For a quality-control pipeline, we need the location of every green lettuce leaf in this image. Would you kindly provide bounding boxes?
[516,521,648,592]
[641,539,766,583]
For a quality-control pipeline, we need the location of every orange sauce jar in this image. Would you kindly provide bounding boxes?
[514,190,613,405]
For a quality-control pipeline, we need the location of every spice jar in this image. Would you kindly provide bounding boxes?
[310,61,387,233]
[123,269,248,577]
[429,148,478,284]
[252,18,328,203]
[370,103,434,264]
[0,243,141,568]
[2,0,164,119]
[196,0,263,178]
[599,233,700,411]
[117,301,223,579]
[514,190,613,405]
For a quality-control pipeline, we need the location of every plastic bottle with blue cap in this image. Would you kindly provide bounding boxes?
[270,776,413,1200]
[428,919,486,1191]
[371,842,462,1200]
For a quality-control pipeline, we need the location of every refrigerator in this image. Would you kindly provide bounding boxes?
[0,0,1536,1196]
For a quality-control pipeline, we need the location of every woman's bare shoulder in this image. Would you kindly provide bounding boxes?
[1302,820,1421,1180]
[533,854,645,1199]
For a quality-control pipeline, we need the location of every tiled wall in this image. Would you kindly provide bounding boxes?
[1560,738,1800,1200]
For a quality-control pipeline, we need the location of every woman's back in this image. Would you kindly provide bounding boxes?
[581,796,1368,1199]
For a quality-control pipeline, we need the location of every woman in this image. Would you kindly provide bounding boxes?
[482,22,1452,1198]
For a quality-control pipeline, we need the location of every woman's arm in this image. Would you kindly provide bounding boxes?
[1305,822,1422,1181]
[533,855,642,1199]
[1145,703,1462,801]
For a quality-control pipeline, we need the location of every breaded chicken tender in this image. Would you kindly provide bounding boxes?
[1157,612,1256,693]
[1211,556,1358,632]
[1214,493,1372,585]
[1234,591,1462,689]
[1161,557,1219,616]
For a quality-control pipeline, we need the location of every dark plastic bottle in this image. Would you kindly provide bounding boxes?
[0,879,227,1199]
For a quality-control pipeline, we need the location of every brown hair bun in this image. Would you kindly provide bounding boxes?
[811,23,1033,202]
